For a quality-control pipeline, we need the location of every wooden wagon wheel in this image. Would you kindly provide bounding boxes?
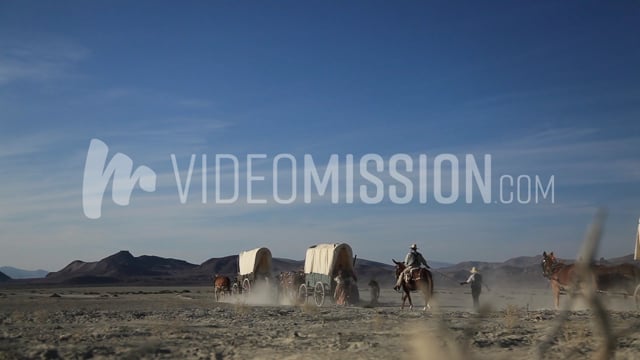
[634,283,640,310]
[313,282,325,307]
[298,283,307,304]
[231,282,239,296]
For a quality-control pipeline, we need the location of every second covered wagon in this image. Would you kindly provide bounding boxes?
[298,243,359,306]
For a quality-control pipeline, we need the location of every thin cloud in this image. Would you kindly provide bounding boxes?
[0,37,89,85]
[0,132,68,159]
[177,98,214,108]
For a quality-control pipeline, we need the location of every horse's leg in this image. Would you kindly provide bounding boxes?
[406,289,413,310]
[425,280,430,310]
[552,282,560,309]
[428,276,434,310]
[420,287,427,310]
[415,281,425,310]
[401,292,406,309]
[422,280,431,311]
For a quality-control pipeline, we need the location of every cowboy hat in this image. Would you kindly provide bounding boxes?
[410,244,418,250]
[470,267,478,274]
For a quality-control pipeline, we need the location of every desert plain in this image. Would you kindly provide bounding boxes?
[1,283,639,360]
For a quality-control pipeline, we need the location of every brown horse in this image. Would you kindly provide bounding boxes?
[541,251,582,308]
[277,271,305,303]
[213,274,231,302]
[541,251,640,308]
[392,259,434,310]
[593,263,640,295]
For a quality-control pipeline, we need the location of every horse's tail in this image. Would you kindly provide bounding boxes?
[420,268,434,296]
[429,270,434,295]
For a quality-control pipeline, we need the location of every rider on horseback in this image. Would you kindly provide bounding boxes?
[394,244,430,291]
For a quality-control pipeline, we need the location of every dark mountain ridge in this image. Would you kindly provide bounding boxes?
[45,250,198,284]
[6,251,636,288]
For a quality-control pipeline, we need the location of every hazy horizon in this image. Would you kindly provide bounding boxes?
[4,247,638,275]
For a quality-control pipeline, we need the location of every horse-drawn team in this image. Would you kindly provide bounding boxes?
[213,242,640,310]
[213,243,364,306]
[213,247,273,302]
[212,242,438,309]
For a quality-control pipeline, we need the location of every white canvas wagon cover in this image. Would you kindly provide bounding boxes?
[304,243,354,276]
[239,247,272,276]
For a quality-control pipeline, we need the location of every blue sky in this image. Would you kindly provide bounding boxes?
[1,1,639,270]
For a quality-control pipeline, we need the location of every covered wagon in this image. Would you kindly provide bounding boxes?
[298,243,359,306]
[233,247,273,295]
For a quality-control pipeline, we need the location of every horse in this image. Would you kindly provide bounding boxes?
[392,259,434,310]
[333,270,359,306]
[541,251,640,308]
[541,251,582,309]
[277,271,305,303]
[593,263,640,295]
[213,274,231,302]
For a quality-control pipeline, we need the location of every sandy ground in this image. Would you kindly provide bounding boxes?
[0,285,639,359]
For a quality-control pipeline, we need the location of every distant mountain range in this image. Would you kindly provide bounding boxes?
[40,250,402,286]
[1,251,637,288]
[45,250,202,285]
[0,266,48,279]
[0,271,10,282]
[433,253,639,288]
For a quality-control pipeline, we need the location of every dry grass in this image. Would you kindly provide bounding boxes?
[402,209,640,360]
[503,304,524,329]
[299,301,319,314]
[233,300,249,315]
[407,326,466,360]
[536,209,618,360]
[371,312,384,331]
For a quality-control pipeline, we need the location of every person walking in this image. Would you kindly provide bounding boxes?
[460,267,488,309]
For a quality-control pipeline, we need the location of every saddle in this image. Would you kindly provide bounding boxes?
[404,268,424,283]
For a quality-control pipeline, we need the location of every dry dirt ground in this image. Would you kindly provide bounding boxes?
[0,285,639,359]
